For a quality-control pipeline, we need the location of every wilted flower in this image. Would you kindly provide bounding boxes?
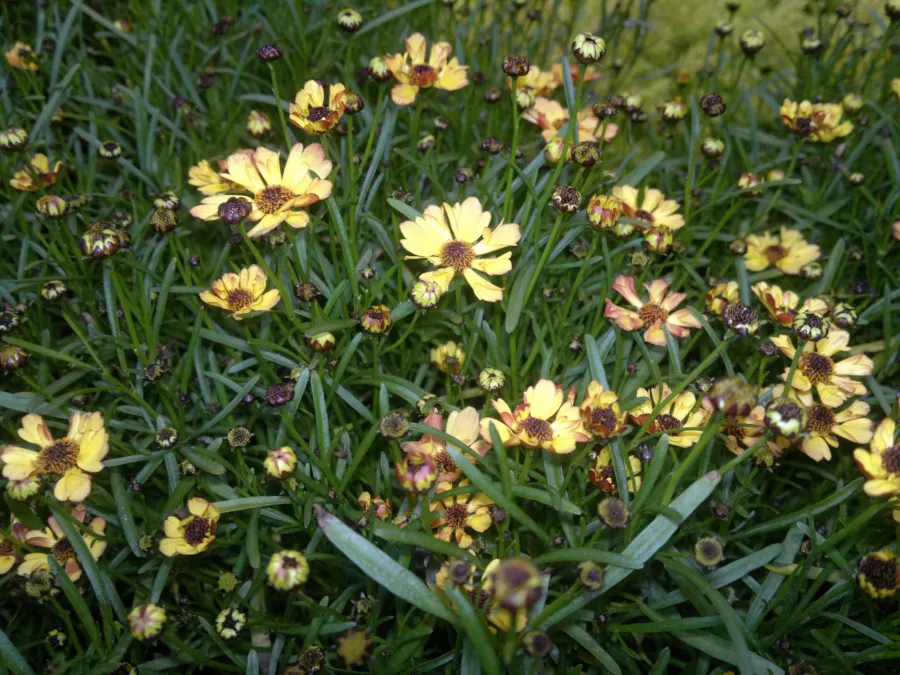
[129,604,167,640]
[199,265,280,319]
[399,196,520,302]
[6,42,39,71]
[524,97,618,143]
[590,447,642,494]
[266,381,294,407]
[359,492,392,520]
[482,379,589,454]
[385,33,468,105]
[605,275,701,346]
[267,550,309,590]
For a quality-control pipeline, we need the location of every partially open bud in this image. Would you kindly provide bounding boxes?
[380,411,410,440]
[360,305,392,335]
[503,54,530,77]
[264,446,297,478]
[830,302,857,328]
[247,110,271,138]
[551,185,582,213]
[792,310,829,342]
[572,32,606,63]
[737,172,763,195]
[36,195,66,219]
[267,550,309,590]
[587,194,622,230]
[215,607,246,640]
[658,97,687,123]
[410,280,442,309]
[543,138,567,165]
[485,557,543,611]
[394,450,437,493]
[740,29,765,56]
[128,604,167,640]
[81,224,121,259]
[306,331,335,352]
[723,302,759,336]
[704,377,757,416]
[597,497,630,528]
[765,397,806,439]
[700,137,725,158]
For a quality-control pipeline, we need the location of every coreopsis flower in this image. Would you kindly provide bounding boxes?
[478,368,506,393]
[188,158,240,196]
[189,144,333,238]
[723,302,760,336]
[629,384,710,447]
[431,341,465,374]
[215,608,246,639]
[199,265,281,319]
[611,185,685,231]
[694,537,724,566]
[430,480,493,549]
[1,412,108,502]
[854,418,900,498]
[0,343,29,371]
[571,32,606,63]
[399,196,521,302]
[604,275,701,347]
[523,97,618,143]
[0,522,26,574]
[701,138,725,158]
[801,395,872,462]
[359,304,392,334]
[508,65,557,99]
[247,110,271,138]
[6,42,38,71]
[0,127,28,150]
[857,549,899,599]
[481,379,589,454]
[752,281,829,326]
[780,99,853,142]
[129,604,167,640]
[659,97,688,122]
[770,330,873,407]
[385,33,468,105]
[587,194,623,230]
[793,310,829,342]
[589,447,642,493]
[159,497,220,556]
[706,281,739,316]
[337,628,372,668]
[740,29,766,55]
[395,449,438,493]
[893,78,900,99]
[264,446,297,478]
[405,408,490,482]
[744,227,820,275]
[267,550,309,590]
[737,172,762,194]
[17,505,106,581]
[483,557,543,612]
[358,492,392,520]
[336,8,363,32]
[10,154,63,191]
[6,475,41,500]
[721,406,767,456]
[580,382,627,439]
[289,80,347,135]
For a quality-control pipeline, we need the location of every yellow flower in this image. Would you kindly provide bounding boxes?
[264,446,297,478]
[803,398,873,462]
[482,379,590,454]
[358,491,392,520]
[720,405,767,456]
[159,497,220,556]
[289,80,347,134]
[751,281,829,326]
[431,341,465,374]
[611,185,685,230]
[199,264,281,319]
[6,42,38,71]
[744,227,820,275]
[780,99,853,142]
[770,330,873,407]
[507,65,557,97]
[10,154,63,191]
[629,384,711,448]
[399,196,520,302]
[589,446,641,494]
[0,520,26,575]
[267,549,310,590]
[893,79,900,100]
[405,407,491,482]
[385,33,468,105]
[129,604,167,640]
[1,412,109,502]
[336,628,372,668]
[429,480,493,549]
[17,505,107,581]
[188,158,241,196]
[706,281,739,316]
[189,143,333,238]
[854,418,900,498]
[523,97,618,143]
[604,274,701,347]
[247,110,271,138]
[579,381,627,439]
[857,549,899,599]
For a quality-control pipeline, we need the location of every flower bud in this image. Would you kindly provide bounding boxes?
[704,377,757,416]
[368,56,392,81]
[572,141,600,167]
[764,397,806,439]
[659,97,687,122]
[551,185,582,213]
[266,381,295,407]
[543,138,567,165]
[523,630,553,658]
[257,44,283,62]
[723,302,759,336]
[380,411,410,440]
[577,561,606,590]
[830,302,857,328]
[410,280,442,309]
[737,172,762,195]
[417,134,436,152]
[151,207,178,233]
[597,497,630,528]
[714,21,733,37]
[294,281,321,302]
[128,604,167,640]
[480,136,503,154]
[98,140,122,159]
[306,331,335,352]
[740,29,765,55]
[792,311,828,342]
[0,343,28,371]
[694,537,724,566]
[226,426,252,448]
[264,446,297,478]
[487,557,543,611]
[360,305,392,335]
[503,54,530,77]
[217,196,253,224]
[36,195,66,218]
[700,138,725,158]
[344,91,365,115]
[215,607,246,640]
[857,549,900,599]
[267,550,309,590]
[572,32,606,63]
[586,194,622,230]
[247,110,271,138]
[0,127,28,151]
[336,8,363,32]
[842,93,863,114]
[700,92,726,117]
[81,224,121,259]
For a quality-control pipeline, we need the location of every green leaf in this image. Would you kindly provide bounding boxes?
[246,650,259,675]
[49,556,103,651]
[352,0,437,37]
[373,521,475,559]
[510,485,581,515]
[531,548,643,569]
[111,470,143,557]
[197,374,260,433]
[504,262,536,333]
[584,328,615,388]
[619,151,665,186]
[150,258,178,359]
[0,627,35,675]
[445,588,502,675]
[314,505,459,626]
[247,510,261,569]
[563,624,622,675]
[387,197,423,222]
[310,371,331,459]
[212,496,293,513]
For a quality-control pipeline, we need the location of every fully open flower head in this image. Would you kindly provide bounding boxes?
[399,196,520,302]
[189,144,332,238]
[801,396,873,462]
[289,80,347,134]
[770,330,873,407]
[6,42,38,71]
[159,497,220,556]
[629,384,710,448]
[405,408,491,482]
[507,65,557,97]
[752,281,829,326]
[604,275,701,347]
[129,604,167,640]
[482,379,590,454]
[523,97,618,143]
[744,227,820,275]
[10,154,63,191]
[2,412,108,502]
[429,480,493,549]
[780,99,853,142]
[706,281,739,316]
[385,33,468,105]
[199,265,281,319]
[854,418,900,498]
[579,381,627,439]
[189,158,242,196]
[857,549,900,599]
[611,185,685,231]
[18,505,106,581]
[589,446,642,493]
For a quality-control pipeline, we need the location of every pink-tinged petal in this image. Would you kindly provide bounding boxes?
[612,274,643,308]
[643,325,667,347]
[644,279,670,305]
[659,291,687,312]
[604,300,643,330]
[667,308,701,329]
[833,353,874,377]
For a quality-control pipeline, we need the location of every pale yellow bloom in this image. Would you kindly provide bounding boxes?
[523,97,618,143]
[611,185,685,230]
[854,418,900,498]
[289,80,347,134]
[18,506,106,581]
[744,227,820,275]
[385,33,468,105]
[780,99,852,142]
[629,383,711,448]
[199,264,281,319]
[159,498,220,556]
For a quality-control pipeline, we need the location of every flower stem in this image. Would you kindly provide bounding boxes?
[268,63,292,150]
[501,77,520,223]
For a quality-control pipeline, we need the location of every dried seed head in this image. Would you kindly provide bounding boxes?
[379,411,410,440]
[551,185,583,213]
[700,92,726,117]
[257,44,283,62]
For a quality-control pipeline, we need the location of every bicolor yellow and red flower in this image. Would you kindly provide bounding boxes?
[589,447,642,494]
[752,281,829,326]
[604,275,701,347]
[523,97,618,143]
[780,99,853,142]
[289,80,347,134]
[404,407,490,482]
[200,265,280,319]
[10,154,63,191]
[629,384,711,448]
[579,381,627,439]
[429,480,493,549]
[18,505,106,581]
